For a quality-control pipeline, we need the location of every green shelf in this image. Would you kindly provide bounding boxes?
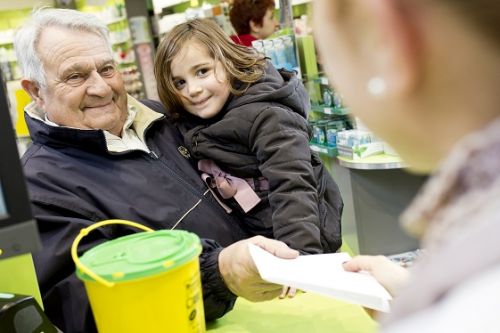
[310,144,338,157]
[105,16,127,26]
[311,105,349,116]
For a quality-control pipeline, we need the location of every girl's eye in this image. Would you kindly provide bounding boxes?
[174,79,185,90]
[196,68,209,77]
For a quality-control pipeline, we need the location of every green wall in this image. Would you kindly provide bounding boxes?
[0,9,33,30]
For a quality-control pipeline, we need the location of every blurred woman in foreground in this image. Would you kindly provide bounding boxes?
[313,0,500,332]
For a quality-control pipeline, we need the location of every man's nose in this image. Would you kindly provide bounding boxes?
[87,72,112,96]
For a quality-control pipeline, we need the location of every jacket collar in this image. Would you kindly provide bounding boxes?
[226,63,310,119]
[25,95,164,154]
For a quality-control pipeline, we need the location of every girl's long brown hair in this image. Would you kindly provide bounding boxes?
[154,18,267,120]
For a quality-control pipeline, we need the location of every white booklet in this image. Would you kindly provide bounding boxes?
[248,243,392,312]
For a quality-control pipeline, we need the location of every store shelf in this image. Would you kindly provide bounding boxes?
[154,0,310,14]
[152,0,188,14]
[105,16,127,26]
[310,144,337,157]
[337,154,405,170]
[318,76,329,85]
[118,61,137,67]
[111,38,131,45]
[0,39,13,46]
[276,0,311,8]
[311,105,349,116]
[292,0,311,6]
[0,0,52,11]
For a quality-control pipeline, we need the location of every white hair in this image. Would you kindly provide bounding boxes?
[14,8,112,87]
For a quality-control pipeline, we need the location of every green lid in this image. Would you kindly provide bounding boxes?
[76,230,201,282]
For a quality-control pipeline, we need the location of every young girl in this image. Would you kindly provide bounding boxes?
[154,18,342,254]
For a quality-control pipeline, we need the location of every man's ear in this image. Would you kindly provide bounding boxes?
[21,79,44,108]
[363,0,421,96]
[249,19,262,35]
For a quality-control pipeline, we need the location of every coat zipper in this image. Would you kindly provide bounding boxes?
[149,150,159,159]
[147,149,236,226]
[146,148,200,197]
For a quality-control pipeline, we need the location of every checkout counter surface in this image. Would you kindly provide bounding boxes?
[337,154,404,170]
[207,292,377,333]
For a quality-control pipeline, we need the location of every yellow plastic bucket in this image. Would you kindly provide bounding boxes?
[71,219,205,333]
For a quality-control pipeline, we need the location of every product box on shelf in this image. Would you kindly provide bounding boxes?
[310,119,347,147]
[252,34,299,73]
[383,143,399,156]
[337,130,384,160]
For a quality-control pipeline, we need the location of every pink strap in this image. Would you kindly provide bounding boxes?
[198,159,261,213]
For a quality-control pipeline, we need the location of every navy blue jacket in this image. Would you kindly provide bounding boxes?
[22,99,252,333]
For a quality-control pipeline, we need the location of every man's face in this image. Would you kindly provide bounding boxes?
[254,8,279,40]
[35,26,128,136]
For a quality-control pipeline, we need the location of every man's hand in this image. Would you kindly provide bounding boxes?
[279,286,297,299]
[218,236,299,302]
[343,255,410,297]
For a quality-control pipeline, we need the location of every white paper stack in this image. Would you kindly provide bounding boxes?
[248,243,392,312]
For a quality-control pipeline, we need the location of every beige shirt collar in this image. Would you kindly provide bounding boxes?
[25,95,163,153]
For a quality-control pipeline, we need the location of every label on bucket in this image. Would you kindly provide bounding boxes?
[186,273,204,332]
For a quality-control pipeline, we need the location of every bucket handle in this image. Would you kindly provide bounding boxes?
[71,219,154,288]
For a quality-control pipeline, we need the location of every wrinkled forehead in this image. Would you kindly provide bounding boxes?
[37,26,112,65]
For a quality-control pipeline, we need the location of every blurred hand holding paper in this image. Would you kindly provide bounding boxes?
[248,243,392,312]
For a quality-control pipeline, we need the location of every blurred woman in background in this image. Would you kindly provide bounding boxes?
[229,0,279,47]
[313,0,500,332]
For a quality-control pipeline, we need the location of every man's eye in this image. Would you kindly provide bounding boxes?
[67,73,84,83]
[100,66,116,76]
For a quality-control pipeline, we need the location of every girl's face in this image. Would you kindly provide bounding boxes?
[170,39,231,119]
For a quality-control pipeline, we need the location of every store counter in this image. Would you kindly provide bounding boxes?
[0,253,42,307]
[322,154,427,255]
[337,155,404,170]
[207,292,377,333]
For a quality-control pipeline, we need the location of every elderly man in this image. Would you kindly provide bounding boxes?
[14,8,297,332]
